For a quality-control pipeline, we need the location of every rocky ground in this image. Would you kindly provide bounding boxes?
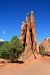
[0,55,50,75]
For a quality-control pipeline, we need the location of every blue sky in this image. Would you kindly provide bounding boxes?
[0,0,50,43]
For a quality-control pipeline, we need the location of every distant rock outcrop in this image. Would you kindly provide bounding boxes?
[39,38,50,56]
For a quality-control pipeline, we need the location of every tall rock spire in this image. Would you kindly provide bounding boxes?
[20,11,39,61]
[23,13,33,59]
[31,11,39,54]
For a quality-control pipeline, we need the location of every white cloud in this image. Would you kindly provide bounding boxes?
[3,31,6,35]
[47,37,50,40]
[0,39,5,42]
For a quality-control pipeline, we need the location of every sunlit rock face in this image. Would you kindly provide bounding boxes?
[39,38,50,52]
[20,11,39,60]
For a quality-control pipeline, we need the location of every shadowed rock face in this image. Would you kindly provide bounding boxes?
[20,11,39,60]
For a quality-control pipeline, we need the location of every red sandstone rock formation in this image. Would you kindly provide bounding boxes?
[31,11,39,53]
[20,21,26,45]
[39,38,50,52]
[20,11,39,60]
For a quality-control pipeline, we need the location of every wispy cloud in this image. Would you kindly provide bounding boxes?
[2,31,6,35]
[0,39,5,42]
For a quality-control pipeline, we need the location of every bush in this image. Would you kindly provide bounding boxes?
[39,46,46,56]
[0,42,10,59]
[0,36,23,62]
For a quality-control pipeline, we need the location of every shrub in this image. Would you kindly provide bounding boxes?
[0,36,23,62]
[0,42,10,59]
[39,46,46,56]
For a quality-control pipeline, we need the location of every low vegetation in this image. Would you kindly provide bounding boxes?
[39,46,46,56]
[0,36,23,62]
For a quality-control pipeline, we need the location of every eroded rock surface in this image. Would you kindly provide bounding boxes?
[39,38,50,56]
[20,11,39,60]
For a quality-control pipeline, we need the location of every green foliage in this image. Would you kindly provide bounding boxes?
[39,46,46,56]
[0,36,23,62]
[0,41,10,59]
[0,41,4,47]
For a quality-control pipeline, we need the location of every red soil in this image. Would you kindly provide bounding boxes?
[0,55,50,75]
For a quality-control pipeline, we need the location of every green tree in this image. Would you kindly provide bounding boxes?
[0,41,11,59]
[0,36,23,62]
